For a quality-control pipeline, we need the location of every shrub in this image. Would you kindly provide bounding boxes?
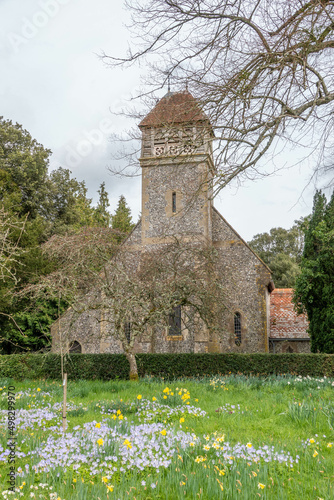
[0,353,333,380]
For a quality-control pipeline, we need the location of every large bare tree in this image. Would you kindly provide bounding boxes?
[26,228,226,380]
[105,0,334,191]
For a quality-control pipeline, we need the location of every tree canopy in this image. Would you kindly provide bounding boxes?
[0,116,134,353]
[294,190,334,353]
[248,218,308,287]
[106,0,334,191]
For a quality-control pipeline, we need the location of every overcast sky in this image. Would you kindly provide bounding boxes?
[0,0,324,241]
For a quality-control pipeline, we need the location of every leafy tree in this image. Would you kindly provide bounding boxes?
[248,219,308,287]
[94,182,111,227]
[111,195,135,241]
[106,0,334,190]
[294,190,334,353]
[0,117,50,218]
[48,167,96,233]
[0,118,101,352]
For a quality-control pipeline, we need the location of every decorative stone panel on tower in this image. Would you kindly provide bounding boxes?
[51,90,308,356]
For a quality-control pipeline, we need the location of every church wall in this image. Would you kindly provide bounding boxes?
[51,305,102,354]
[269,340,311,353]
[212,209,271,353]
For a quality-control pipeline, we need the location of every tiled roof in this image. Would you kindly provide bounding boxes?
[139,91,210,127]
[270,288,309,339]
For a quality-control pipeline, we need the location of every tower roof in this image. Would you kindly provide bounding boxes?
[139,91,211,128]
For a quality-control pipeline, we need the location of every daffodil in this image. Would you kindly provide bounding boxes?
[160,429,167,436]
[137,395,142,400]
[258,483,265,489]
[97,438,104,446]
[95,423,101,428]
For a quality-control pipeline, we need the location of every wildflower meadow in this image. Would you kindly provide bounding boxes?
[0,374,333,499]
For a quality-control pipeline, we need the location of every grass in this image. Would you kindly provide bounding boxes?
[0,374,333,499]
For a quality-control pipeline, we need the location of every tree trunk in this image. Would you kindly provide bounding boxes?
[125,351,139,381]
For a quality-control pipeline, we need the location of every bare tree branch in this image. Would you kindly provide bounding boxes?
[104,0,334,189]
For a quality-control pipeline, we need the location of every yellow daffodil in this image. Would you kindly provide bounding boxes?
[107,486,114,492]
[327,443,333,448]
[247,443,252,448]
[179,417,185,424]
[95,423,101,428]
[118,415,123,420]
[97,438,104,446]
[137,395,142,400]
[309,438,315,444]
[152,397,157,401]
[313,451,318,457]
[258,483,265,489]
[160,429,167,436]
[102,477,108,483]
[37,388,41,392]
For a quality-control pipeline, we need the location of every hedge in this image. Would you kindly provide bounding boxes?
[0,353,333,380]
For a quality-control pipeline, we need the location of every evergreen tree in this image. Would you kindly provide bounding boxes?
[94,182,111,227]
[111,195,135,242]
[294,191,334,353]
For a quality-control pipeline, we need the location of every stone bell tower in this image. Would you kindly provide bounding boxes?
[138,91,215,246]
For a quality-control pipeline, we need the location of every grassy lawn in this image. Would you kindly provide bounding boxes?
[0,374,333,499]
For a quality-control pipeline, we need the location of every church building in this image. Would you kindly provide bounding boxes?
[51,91,309,354]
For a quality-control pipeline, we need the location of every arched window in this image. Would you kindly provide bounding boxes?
[169,305,181,336]
[124,321,131,344]
[69,340,82,353]
[172,192,176,213]
[234,312,241,346]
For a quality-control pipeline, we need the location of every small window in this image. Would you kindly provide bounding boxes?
[172,192,176,213]
[169,305,181,336]
[124,322,131,344]
[69,340,82,353]
[234,312,241,346]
